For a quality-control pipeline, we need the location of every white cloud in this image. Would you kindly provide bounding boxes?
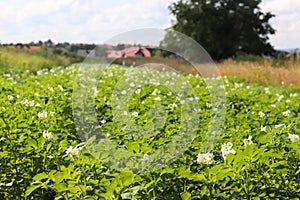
[0,0,175,44]
[0,0,299,49]
[261,0,300,49]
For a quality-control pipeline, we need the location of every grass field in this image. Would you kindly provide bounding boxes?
[0,47,82,74]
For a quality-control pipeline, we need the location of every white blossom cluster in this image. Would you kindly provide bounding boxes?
[167,103,178,111]
[264,87,270,94]
[20,99,35,107]
[221,142,236,160]
[288,134,300,143]
[7,95,14,101]
[258,111,265,118]
[276,94,284,102]
[66,146,83,160]
[197,153,214,164]
[131,112,139,117]
[282,110,291,117]
[38,111,55,119]
[43,130,53,141]
[38,111,48,119]
[243,136,253,146]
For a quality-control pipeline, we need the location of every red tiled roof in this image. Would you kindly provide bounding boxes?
[105,46,152,59]
[106,46,151,59]
[106,50,123,58]
[285,52,296,58]
[29,46,42,50]
[123,46,151,57]
[8,45,42,51]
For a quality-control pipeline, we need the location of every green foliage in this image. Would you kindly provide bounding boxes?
[164,0,276,60]
[0,64,299,199]
[0,47,80,74]
[233,52,265,62]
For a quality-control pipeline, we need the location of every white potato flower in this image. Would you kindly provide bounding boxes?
[131,112,139,117]
[20,99,35,107]
[221,142,236,160]
[28,100,35,107]
[243,136,253,146]
[142,154,150,162]
[167,103,177,111]
[135,88,141,94]
[258,111,265,118]
[153,97,162,101]
[152,88,160,95]
[282,110,291,117]
[288,134,300,143]
[261,125,266,132]
[66,146,82,160]
[48,87,54,92]
[264,87,270,94]
[58,85,64,91]
[38,111,48,119]
[275,124,285,129]
[197,153,214,164]
[43,130,53,141]
[277,94,284,102]
[7,95,14,101]
[234,82,243,88]
[121,90,127,95]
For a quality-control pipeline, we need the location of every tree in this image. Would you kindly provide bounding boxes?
[115,43,125,50]
[164,0,276,60]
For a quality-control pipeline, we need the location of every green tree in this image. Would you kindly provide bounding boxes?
[164,0,276,60]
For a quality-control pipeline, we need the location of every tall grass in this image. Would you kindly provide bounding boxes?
[0,47,75,73]
[217,59,300,88]
[114,57,300,89]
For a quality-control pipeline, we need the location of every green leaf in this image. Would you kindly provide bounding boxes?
[181,192,191,200]
[33,172,48,181]
[52,183,68,192]
[160,167,175,175]
[27,137,38,149]
[25,184,43,197]
[189,174,206,182]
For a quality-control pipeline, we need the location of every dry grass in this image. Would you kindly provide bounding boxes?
[217,59,300,88]
[116,57,300,88]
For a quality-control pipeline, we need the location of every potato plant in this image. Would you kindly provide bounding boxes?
[0,65,299,199]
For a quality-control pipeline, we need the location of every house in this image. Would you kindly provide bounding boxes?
[285,48,299,60]
[76,49,96,57]
[29,46,42,51]
[8,44,42,51]
[106,50,123,58]
[106,46,151,58]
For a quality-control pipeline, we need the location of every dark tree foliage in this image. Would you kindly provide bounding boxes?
[164,0,276,60]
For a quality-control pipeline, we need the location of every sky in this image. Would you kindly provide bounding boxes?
[0,0,299,49]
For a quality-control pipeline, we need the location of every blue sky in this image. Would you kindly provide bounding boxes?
[0,0,299,49]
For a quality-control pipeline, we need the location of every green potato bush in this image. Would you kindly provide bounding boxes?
[0,65,299,199]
